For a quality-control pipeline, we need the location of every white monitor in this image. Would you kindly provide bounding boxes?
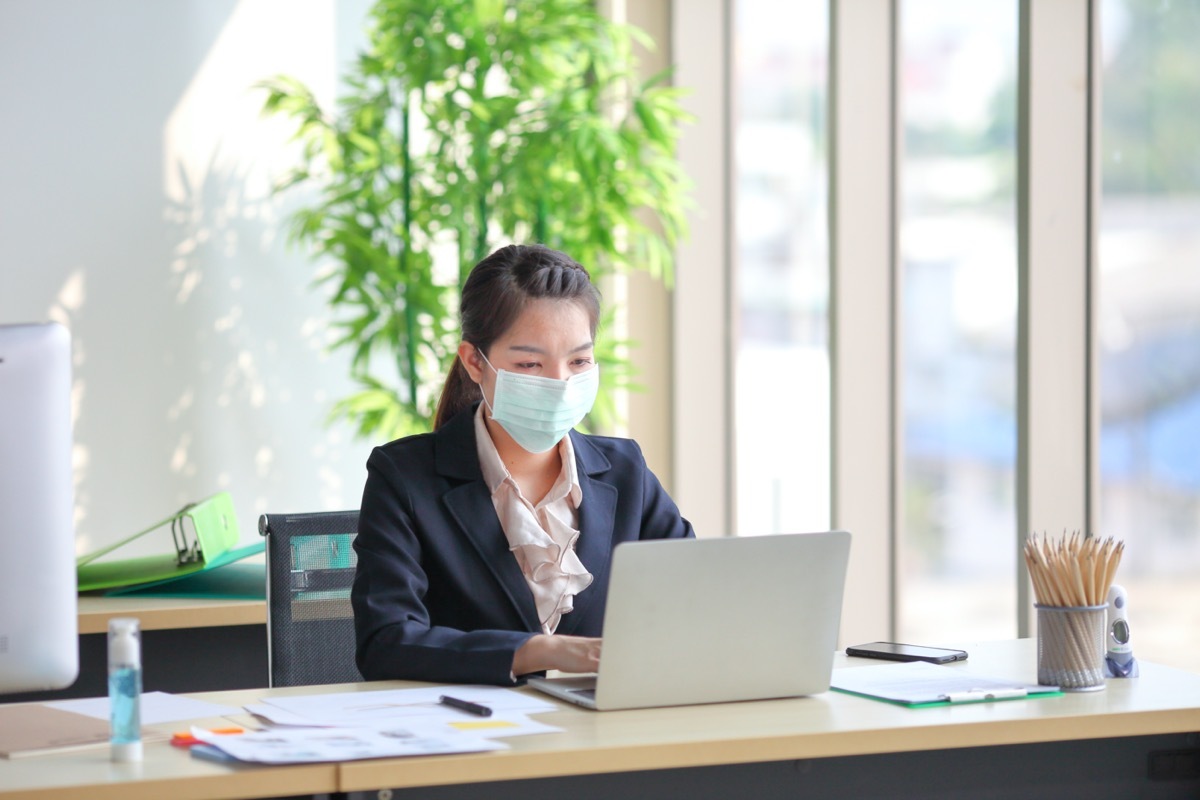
[0,322,79,695]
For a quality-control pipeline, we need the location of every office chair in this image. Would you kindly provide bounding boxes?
[258,510,363,688]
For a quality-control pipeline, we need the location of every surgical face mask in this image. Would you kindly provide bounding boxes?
[476,349,600,454]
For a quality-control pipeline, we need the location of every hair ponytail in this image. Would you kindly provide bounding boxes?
[433,356,482,430]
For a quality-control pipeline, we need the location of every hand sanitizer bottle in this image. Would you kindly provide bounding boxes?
[108,617,143,762]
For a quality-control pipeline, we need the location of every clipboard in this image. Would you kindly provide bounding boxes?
[830,661,1063,708]
[76,492,251,593]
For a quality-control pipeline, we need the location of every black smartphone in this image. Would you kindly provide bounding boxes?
[845,642,968,664]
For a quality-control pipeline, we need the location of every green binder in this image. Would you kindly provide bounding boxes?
[102,544,265,599]
[76,492,258,594]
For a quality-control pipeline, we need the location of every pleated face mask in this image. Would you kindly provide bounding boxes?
[478,349,600,454]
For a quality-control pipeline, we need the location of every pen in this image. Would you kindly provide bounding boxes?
[439,695,493,717]
[942,688,1028,703]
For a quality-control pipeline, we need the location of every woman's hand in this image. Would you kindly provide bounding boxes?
[513,634,601,676]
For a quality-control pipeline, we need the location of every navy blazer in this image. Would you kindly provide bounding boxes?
[352,404,695,685]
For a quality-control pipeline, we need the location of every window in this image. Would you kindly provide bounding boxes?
[1099,0,1200,670]
[678,1,1195,661]
[898,0,1019,642]
[733,0,831,536]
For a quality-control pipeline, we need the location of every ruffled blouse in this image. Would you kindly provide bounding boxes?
[474,405,593,634]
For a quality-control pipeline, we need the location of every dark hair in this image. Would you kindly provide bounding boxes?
[433,244,602,429]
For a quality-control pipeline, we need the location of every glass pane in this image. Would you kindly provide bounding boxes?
[732,1,830,536]
[898,1,1019,641]
[1099,0,1200,672]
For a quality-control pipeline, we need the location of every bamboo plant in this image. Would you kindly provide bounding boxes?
[260,0,690,440]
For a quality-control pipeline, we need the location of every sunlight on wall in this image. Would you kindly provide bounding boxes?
[138,0,368,550]
[46,270,91,547]
[3,1,373,560]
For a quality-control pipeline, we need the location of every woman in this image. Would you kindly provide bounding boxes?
[352,244,694,685]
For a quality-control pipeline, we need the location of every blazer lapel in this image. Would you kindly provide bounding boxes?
[436,408,541,632]
[556,432,616,633]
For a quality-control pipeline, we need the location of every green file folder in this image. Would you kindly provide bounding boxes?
[102,544,265,599]
[76,492,258,594]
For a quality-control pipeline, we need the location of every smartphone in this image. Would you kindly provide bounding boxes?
[845,642,968,664]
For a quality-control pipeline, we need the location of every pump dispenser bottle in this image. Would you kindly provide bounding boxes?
[108,617,143,762]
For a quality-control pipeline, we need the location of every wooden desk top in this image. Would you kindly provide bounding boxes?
[0,714,334,800]
[3,639,1198,800]
[76,595,266,634]
[337,639,1200,792]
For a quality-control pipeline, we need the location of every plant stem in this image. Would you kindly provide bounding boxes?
[471,59,490,264]
[398,85,419,411]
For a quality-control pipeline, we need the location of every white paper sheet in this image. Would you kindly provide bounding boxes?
[194,724,506,764]
[830,661,1054,705]
[257,685,555,727]
[244,703,334,728]
[243,702,562,739]
[45,691,241,724]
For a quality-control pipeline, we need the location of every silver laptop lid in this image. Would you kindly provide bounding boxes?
[592,531,851,710]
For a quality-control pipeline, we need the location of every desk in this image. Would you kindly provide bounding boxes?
[3,597,268,703]
[2,640,1198,800]
[76,595,266,634]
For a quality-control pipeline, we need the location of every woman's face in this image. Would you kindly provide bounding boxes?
[460,298,595,402]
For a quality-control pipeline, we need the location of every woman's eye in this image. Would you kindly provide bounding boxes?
[515,362,539,370]
[573,358,594,367]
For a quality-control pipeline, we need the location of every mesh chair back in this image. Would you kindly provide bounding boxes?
[258,510,362,687]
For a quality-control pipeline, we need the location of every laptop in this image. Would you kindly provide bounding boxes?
[527,531,851,711]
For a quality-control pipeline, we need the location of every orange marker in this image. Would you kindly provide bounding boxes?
[170,727,244,748]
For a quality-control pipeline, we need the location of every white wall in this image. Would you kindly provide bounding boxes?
[0,0,373,558]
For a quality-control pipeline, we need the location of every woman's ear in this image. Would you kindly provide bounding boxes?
[457,342,485,383]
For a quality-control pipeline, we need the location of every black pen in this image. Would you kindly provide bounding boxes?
[439,695,493,717]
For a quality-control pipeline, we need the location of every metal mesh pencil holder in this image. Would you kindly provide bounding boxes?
[1036,604,1108,692]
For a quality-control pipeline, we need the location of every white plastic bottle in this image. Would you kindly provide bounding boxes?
[108,617,143,762]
